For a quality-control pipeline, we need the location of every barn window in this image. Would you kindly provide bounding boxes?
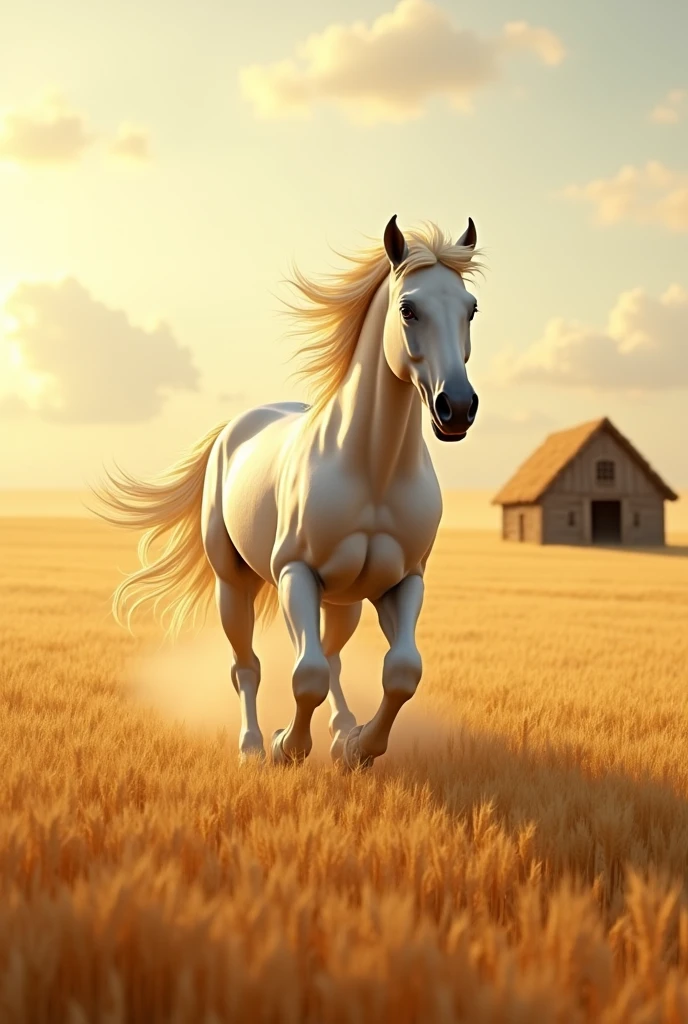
[633,511,641,528]
[567,510,576,527]
[596,459,615,484]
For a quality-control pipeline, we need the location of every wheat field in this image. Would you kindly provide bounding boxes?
[1,515,688,1023]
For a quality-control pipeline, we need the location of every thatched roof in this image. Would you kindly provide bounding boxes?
[492,417,678,505]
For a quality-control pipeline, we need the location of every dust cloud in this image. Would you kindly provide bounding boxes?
[125,604,447,763]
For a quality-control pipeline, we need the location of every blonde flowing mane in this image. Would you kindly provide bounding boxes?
[283,221,484,415]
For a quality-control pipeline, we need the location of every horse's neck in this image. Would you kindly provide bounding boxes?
[321,280,423,496]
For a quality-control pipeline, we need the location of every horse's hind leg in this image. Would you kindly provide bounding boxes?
[321,602,361,762]
[215,577,264,762]
[271,562,330,764]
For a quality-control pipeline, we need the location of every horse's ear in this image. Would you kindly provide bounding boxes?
[383,215,409,268]
[456,217,477,250]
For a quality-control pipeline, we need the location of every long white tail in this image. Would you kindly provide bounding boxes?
[91,421,227,638]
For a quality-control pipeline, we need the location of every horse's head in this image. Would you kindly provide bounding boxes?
[382,215,480,443]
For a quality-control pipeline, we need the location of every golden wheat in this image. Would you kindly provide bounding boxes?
[1,517,688,1022]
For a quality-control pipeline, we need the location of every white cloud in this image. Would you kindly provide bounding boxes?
[560,161,688,232]
[0,278,199,423]
[0,92,94,166]
[240,0,564,123]
[651,88,686,124]
[109,123,151,163]
[493,285,688,392]
[501,22,565,66]
[0,94,154,168]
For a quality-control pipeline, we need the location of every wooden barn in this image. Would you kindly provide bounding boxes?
[493,417,678,546]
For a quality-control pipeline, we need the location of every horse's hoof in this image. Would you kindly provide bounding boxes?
[329,732,346,762]
[270,729,308,765]
[270,729,290,766]
[329,717,357,763]
[238,747,266,766]
[343,725,374,772]
[239,729,265,765]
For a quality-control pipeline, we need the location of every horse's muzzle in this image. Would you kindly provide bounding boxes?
[431,420,467,443]
[431,389,479,441]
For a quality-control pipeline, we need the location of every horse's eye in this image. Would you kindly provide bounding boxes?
[400,303,416,321]
[469,304,479,322]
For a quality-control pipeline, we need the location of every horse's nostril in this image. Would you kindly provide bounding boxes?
[435,392,452,424]
[468,393,479,423]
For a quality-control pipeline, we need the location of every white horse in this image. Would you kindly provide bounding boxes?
[96,216,483,770]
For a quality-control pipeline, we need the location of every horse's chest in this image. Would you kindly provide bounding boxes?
[308,493,440,601]
[315,531,404,600]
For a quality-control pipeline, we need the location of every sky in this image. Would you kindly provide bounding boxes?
[0,0,686,492]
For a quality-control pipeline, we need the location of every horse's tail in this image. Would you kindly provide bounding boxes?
[90,420,228,638]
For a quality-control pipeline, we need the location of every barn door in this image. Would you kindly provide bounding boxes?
[591,500,621,544]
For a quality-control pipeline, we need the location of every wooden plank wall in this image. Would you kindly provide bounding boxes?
[549,433,658,497]
[502,505,542,543]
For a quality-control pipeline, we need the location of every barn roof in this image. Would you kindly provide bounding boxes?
[492,417,678,505]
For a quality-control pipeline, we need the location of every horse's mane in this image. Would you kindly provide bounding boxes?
[283,221,484,416]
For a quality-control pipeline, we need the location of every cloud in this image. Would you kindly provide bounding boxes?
[560,161,688,232]
[0,94,154,168]
[651,88,686,124]
[239,0,564,122]
[493,285,688,392]
[0,92,95,166]
[109,123,151,163]
[0,278,199,423]
[501,22,565,66]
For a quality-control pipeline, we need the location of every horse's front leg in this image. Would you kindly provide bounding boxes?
[344,574,424,770]
[271,562,330,764]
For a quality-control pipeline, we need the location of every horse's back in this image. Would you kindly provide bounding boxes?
[219,401,308,455]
